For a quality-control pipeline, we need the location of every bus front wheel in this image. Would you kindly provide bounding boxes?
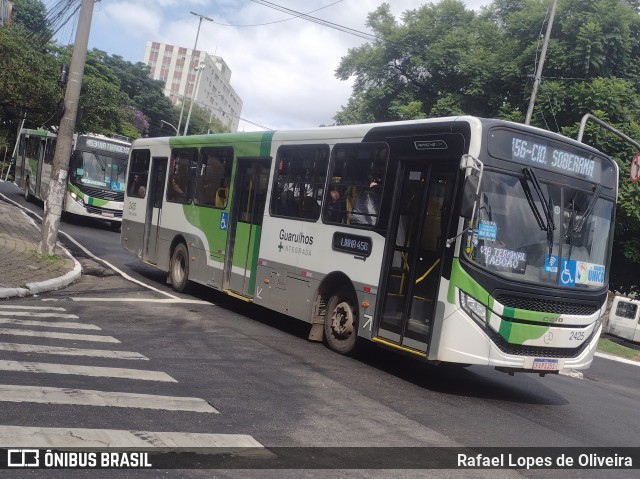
[324,289,358,355]
[170,243,190,293]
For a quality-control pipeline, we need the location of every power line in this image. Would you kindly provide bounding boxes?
[249,0,377,41]
[213,0,344,28]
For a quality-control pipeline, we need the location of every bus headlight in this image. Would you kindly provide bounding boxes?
[460,291,487,324]
[70,191,84,206]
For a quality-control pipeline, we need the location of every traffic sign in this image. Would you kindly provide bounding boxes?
[631,152,640,183]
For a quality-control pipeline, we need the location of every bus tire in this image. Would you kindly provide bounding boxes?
[324,289,358,355]
[170,243,190,293]
[24,179,31,202]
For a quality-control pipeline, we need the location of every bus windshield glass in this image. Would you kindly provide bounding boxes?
[464,170,614,290]
[71,150,127,192]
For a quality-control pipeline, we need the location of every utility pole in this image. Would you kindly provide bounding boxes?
[525,0,558,125]
[184,63,205,136]
[39,0,94,255]
[176,11,213,135]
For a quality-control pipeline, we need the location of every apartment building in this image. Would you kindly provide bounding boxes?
[143,41,243,132]
[0,0,12,26]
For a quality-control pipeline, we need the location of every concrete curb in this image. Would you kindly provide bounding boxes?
[25,243,82,295]
[0,287,29,299]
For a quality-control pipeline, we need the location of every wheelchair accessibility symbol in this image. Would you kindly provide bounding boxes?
[220,212,228,231]
[559,259,576,287]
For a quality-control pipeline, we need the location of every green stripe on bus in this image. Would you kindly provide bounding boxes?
[498,320,548,345]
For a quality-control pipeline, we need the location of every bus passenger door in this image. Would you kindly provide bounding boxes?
[377,162,455,353]
[224,157,271,298]
[143,157,167,264]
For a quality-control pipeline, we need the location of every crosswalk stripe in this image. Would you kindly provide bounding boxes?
[0,426,264,448]
[0,328,120,343]
[0,360,176,382]
[0,311,79,319]
[0,319,101,330]
[0,342,147,360]
[0,385,218,413]
[0,305,66,311]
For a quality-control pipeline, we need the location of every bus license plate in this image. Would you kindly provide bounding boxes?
[533,358,558,371]
[102,212,114,218]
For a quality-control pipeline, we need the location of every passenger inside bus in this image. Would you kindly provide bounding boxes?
[325,186,346,223]
[350,184,382,226]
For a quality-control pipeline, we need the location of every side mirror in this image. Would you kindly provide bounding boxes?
[460,174,479,219]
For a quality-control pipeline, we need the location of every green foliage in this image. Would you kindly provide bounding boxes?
[11,0,50,36]
[335,0,640,293]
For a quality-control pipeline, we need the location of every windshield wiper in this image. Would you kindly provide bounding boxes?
[573,185,602,233]
[521,167,556,256]
[520,167,553,231]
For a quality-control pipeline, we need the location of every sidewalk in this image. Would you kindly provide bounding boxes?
[0,197,81,299]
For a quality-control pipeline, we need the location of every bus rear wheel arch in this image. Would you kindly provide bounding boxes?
[170,242,190,293]
[324,288,359,355]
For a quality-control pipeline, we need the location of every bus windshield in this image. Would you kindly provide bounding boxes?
[464,170,614,290]
[71,150,127,192]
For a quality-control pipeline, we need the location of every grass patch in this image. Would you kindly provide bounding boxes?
[30,250,64,263]
[597,337,640,362]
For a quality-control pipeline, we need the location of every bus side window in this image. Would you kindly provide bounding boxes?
[127,149,150,198]
[167,148,196,204]
[194,147,233,209]
[270,145,329,221]
[324,143,388,227]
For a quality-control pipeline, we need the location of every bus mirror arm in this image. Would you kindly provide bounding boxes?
[446,155,484,248]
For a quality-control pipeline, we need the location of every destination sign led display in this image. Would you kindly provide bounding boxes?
[76,136,130,156]
[489,129,603,182]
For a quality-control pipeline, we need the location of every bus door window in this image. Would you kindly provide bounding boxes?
[127,149,151,198]
[194,147,233,208]
[270,145,329,221]
[167,148,196,203]
[324,143,389,226]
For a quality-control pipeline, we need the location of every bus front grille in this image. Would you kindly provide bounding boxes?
[495,294,600,316]
[85,206,122,218]
[486,325,593,358]
[76,184,124,202]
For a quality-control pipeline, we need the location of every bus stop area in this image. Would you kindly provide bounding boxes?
[0,195,80,299]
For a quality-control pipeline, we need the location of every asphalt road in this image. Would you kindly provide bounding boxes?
[1,180,639,479]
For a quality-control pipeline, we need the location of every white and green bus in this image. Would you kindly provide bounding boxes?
[121,116,618,375]
[14,128,131,226]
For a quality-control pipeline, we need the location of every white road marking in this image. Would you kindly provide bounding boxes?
[0,328,119,343]
[71,297,212,305]
[0,192,179,299]
[0,426,264,448]
[0,318,100,330]
[0,342,147,360]
[595,351,640,367]
[0,305,66,311]
[0,385,217,413]
[0,360,176,382]
[0,311,79,319]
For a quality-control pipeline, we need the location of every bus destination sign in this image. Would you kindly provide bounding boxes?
[489,129,602,182]
[332,232,372,258]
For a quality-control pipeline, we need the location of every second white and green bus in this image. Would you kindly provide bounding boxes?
[14,128,131,226]
[121,116,618,375]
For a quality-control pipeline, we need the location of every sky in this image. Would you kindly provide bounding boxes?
[57,0,492,132]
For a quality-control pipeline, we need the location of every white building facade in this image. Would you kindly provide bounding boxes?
[143,41,243,132]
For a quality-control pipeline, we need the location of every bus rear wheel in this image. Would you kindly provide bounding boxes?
[170,243,190,293]
[324,290,358,355]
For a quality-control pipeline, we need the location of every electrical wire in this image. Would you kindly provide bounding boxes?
[213,0,344,28]
[248,0,377,41]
